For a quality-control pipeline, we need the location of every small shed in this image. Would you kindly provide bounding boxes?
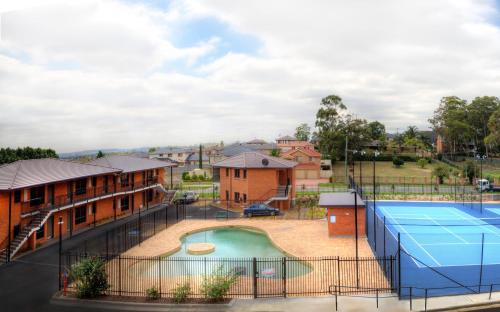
[319,192,365,237]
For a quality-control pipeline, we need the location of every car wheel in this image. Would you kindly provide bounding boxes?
[270,211,275,216]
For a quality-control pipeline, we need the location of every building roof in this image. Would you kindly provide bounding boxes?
[89,155,174,173]
[276,135,298,141]
[281,148,321,158]
[0,158,121,191]
[212,152,297,169]
[222,142,277,157]
[152,147,194,154]
[318,192,365,208]
[186,153,209,162]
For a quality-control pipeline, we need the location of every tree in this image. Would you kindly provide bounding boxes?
[467,96,499,155]
[295,123,311,141]
[392,156,404,168]
[96,150,105,158]
[0,147,58,165]
[148,147,156,153]
[367,121,386,141]
[462,160,477,184]
[484,106,500,153]
[270,148,281,157]
[393,133,405,152]
[432,164,450,184]
[404,126,418,140]
[70,257,109,298]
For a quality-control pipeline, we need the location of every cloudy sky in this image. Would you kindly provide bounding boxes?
[1,0,500,152]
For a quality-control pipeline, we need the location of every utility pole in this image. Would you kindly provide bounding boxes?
[345,136,349,187]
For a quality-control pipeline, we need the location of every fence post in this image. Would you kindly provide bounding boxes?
[479,233,485,293]
[409,287,412,310]
[337,257,341,294]
[282,257,287,298]
[158,256,162,298]
[118,255,122,296]
[106,230,109,260]
[397,233,401,298]
[383,217,386,270]
[489,284,493,299]
[335,285,338,311]
[253,257,258,299]
[376,288,379,308]
[153,211,156,235]
[424,288,428,311]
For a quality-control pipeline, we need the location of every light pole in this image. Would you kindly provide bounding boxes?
[372,150,380,251]
[351,188,360,289]
[58,216,64,291]
[476,154,487,213]
[352,150,366,196]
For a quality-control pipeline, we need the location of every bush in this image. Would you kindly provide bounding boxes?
[182,172,190,181]
[146,286,160,300]
[432,164,450,184]
[70,257,109,298]
[201,266,238,302]
[417,158,427,168]
[392,156,404,168]
[172,282,191,303]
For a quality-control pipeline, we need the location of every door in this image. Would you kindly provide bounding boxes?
[256,258,285,297]
[47,184,54,206]
[47,215,54,239]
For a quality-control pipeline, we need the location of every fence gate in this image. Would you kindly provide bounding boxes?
[254,258,285,298]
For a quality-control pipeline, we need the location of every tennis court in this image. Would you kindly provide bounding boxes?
[366,201,500,296]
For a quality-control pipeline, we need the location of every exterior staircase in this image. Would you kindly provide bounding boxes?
[156,186,177,205]
[264,185,290,205]
[1,209,52,262]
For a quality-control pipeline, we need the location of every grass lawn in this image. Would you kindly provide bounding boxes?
[331,161,453,178]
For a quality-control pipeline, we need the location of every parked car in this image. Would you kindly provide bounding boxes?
[176,191,199,204]
[243,203,279,217]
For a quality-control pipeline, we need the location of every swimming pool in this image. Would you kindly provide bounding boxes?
[151,227,312,278]
[366,201,500,296]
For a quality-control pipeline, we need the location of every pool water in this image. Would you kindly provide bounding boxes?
[171,227,290,258]
[155,227,312,278]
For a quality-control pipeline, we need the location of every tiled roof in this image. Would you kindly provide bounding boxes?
[223,142,277,157]
[212,152,297,169]
[281,148,321,158]
[89,155,174,173]
[246,139,268,144]
[318,192,365,207]
[0,158,121,191]
[276,135,298,141]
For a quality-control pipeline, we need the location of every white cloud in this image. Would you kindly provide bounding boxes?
[1,0,500,152]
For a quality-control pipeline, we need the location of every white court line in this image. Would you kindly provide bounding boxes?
[423,214,469,244]
[380,207,442,267]
[447,208,499,235]
[420,242,500,246]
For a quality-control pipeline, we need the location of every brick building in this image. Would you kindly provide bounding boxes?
[212,152,297,210]
[281,148,322,180]
[319,192,365,237]
[0,156,174,261]
[276,135,315,152]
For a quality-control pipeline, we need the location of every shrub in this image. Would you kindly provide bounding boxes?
[146,286,160,300]
[417,158,427,168]
[463,160,477,184]
[201,266,238,302]
[432,164,450,184]
[182,172,190,181]
[392,156,404,168]
[70,257,109,298]
[172,282,191,303]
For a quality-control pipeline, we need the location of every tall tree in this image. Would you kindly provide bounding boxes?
[315,95,347,163]
[367,121,386,141]
[96,150,105,158]
[485,107,500,152]
[0,147,58,165]
[467,96,499,155]
[295,123,311,141]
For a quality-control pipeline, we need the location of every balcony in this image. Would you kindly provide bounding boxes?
[20,179,161,216]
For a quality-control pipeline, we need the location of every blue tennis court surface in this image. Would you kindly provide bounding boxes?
[366,201,500,296]
[375,201,500,267]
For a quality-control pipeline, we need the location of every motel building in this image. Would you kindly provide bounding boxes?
[212,152,297,210]
[0,155,174,262]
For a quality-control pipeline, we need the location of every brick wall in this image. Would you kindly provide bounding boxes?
[327,206,366,236]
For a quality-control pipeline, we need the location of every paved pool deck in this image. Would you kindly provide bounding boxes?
[123,219,373,258]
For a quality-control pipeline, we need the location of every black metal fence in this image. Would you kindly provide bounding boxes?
[62,253,396,299]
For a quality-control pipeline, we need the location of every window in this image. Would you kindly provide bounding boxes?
[75,178,87,195]
[14,190,21,203]
[120,174,129,187]
[36,224,45,239]
[234,169,240,178]
[30,186,45,206]
[226,168,229,177]
[243,194,247,203]
[225,190,229,200]
[121,196,129,211]
[168,153,172,157]
[91,176,97,187]
[234,192,240,202]
[243,170,247,179]
[75,206,86,225]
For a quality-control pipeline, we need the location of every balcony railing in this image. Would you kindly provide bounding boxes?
[20,178,161,215]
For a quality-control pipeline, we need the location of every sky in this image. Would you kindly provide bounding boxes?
[1,0,500,152]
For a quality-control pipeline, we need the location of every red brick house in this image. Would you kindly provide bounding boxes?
[281,147,321,180]
[212,152,297,210]
[319,192,365,237]
[0,156,174,261]
[276,135,315,152]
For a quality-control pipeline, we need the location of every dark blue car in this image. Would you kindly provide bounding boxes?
[243,204,279,217]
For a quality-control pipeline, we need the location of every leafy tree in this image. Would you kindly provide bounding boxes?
[485,107,500,152]
[295,123,311,141]
[96,150,105,158]
[392,156,404,168]
[417,158,427,168]
[462,160,477,184]
[367,121,386,141]
[0,147,58,165]
[270,148,281,157]
[182,172,190,181]
[393,133,405,152]
[467,96,499,155]
[432,164,450,184]
[404,125,418,140]
[148,147,156,153]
